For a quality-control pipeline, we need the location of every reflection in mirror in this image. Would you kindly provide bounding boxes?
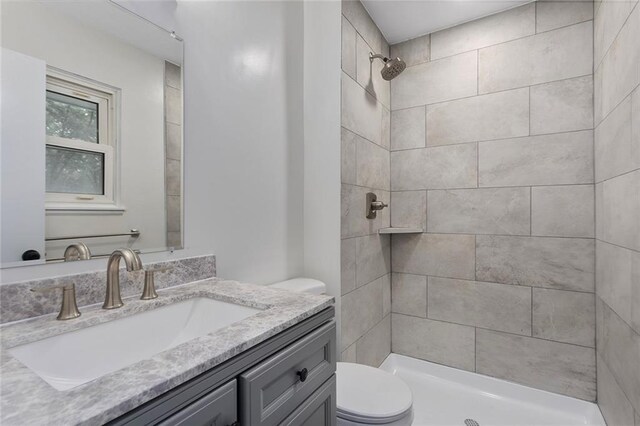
[0,0,183,267]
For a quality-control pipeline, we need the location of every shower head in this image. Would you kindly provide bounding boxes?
[370,52,406,81]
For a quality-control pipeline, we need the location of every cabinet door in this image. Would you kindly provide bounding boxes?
[239,322,336,426]
[159,379,237,426]
[281,376,336,426]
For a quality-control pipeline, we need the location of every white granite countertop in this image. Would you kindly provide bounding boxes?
[0,278,334,425]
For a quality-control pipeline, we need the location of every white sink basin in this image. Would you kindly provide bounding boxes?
[9,297,261,391]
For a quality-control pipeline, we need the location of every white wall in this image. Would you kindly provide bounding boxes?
[303,0,342,342]
[1,1,342,296]
[175,1,305,284]
[1,1,167,261]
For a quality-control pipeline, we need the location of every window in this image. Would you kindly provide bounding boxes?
[45,70,118,210]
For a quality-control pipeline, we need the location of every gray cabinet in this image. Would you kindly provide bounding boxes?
[110,308,336,426]
[281,376,336,426]
[158,380,237,426]
[239,322,336,426]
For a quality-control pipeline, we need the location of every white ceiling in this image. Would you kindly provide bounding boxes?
[361,0,531,45]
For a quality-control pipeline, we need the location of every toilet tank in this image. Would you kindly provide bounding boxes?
[269,278,327,295]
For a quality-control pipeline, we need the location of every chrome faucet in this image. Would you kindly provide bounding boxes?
[63,242,92,261]
[103,248,143,309]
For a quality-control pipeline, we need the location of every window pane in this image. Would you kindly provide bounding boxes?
[46,146,104,195]
[46,91,99,143]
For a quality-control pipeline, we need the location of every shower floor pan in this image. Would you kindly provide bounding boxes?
[379,354,605,426]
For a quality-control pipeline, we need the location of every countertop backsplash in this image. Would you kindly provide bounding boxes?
[0,255,216,324]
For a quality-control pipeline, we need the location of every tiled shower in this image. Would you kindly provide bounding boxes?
[340,0,639,423]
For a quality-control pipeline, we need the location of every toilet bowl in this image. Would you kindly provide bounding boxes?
[269,278,414,426]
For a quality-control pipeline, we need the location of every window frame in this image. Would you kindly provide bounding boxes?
[45,69,121,211]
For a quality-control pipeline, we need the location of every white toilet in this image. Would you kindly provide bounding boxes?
[270,278,414,426]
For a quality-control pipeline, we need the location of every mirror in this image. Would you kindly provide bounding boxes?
[0,0,183,267]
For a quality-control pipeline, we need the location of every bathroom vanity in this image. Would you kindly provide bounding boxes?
[112,307,336,426]
[0,277,336,425]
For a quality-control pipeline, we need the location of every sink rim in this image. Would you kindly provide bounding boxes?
[1,291,270,351]
[8,296,265,391]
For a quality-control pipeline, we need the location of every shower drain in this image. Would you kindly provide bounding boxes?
[464,419,480,426]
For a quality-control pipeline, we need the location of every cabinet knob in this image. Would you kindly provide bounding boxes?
[296,368,308,382]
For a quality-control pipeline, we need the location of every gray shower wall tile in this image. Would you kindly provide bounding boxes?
[341,127,357,185]
[382,273,391,316]
[392,313,476,371]
[599,169,640,251]
[530,76,594,135]
[391,51,477,110]
[391,273,427,318]
[596,240,640,335]
[342,0,386,55]
[341,238,357,295]
[355,234,391,287]
[476,235,595,292]
[390,34,430,68]
[357,34,391,108]
[391,144,477,191]
[166,159,181,196]
[341,184,390,238]
[598,300,640,412]
[342,72,383,146]
[356,315,391,367]
[341,343,357,363]
[478,131,594,187]
[357,135,390,190]
[341,277,384,350]
[391,233,476,280]
[165,86,182,125]
[536,1,594,33]
[595,182,604,239]
[427,187,530,235]
[476,329,596,401]
[531,184,595,238]
[478,21,592,94]
[165,61,181,89]
[430,2,535,60]
[391,190,427,229]
[633,84,640,153]
[425,88,529,147]
[594,5,640,123]
[427,277,532,335]
[597,354,637,426]
[166,123,182,161]
[594,0,636,67]
[391,106,425,151]
[533,288,595,347]
[595,95,638,182]
[381,107,391,150]
[167,196,181,233]
[342,15,357,80]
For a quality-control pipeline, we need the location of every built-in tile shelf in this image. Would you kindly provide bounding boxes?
[379,227,424,234]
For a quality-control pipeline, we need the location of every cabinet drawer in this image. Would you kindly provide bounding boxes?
[239,321,336,426]
[281,376,336,426]
[159,379,237,426]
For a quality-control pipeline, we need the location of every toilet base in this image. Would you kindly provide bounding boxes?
[337,409,414,426]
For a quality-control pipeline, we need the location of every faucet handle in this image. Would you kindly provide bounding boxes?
[31,283,81,320]
[141,267,173,300]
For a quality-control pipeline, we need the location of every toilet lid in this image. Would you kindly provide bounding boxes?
[336,362,413,424]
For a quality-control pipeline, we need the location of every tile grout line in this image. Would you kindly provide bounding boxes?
[393,311,597,349]
[390,128,594,153]
[391,73,594,113]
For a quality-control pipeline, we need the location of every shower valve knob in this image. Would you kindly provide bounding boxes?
[366,192,388,219]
